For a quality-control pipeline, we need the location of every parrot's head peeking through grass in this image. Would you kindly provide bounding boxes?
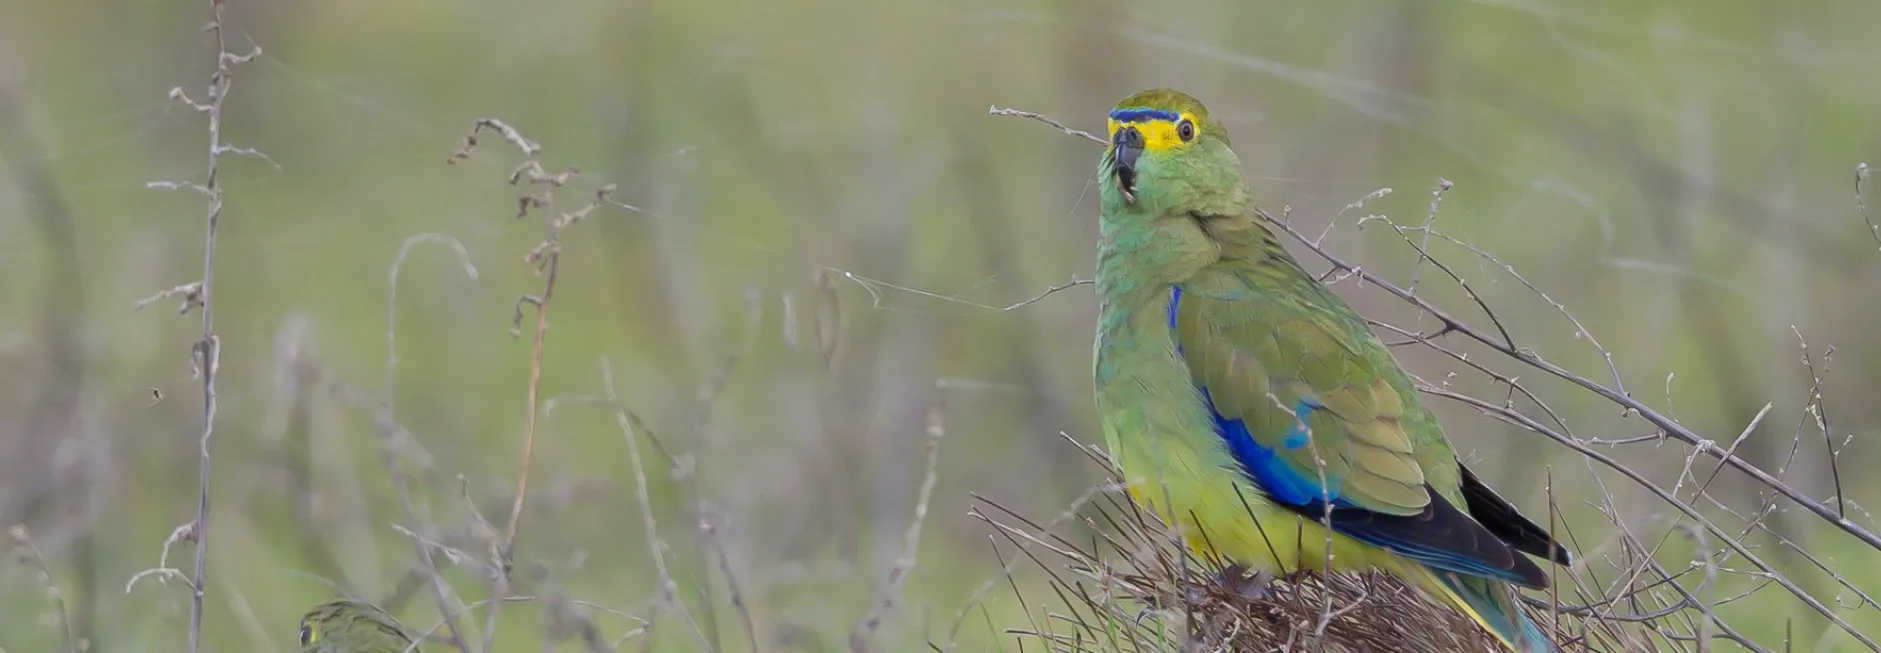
[299,599,420,653]
[1101,88,1248,217]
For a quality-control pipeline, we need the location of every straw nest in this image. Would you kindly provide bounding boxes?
[1126,567,1511,652]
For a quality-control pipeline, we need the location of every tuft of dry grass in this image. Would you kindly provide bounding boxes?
[1100,569,1506,653]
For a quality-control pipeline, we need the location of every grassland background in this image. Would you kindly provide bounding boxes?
[2,0,1880,651]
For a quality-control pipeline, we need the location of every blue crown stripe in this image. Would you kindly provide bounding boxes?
[1109,108,1181,123]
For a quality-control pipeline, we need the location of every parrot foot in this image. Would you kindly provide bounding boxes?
[1279,567,1318,583]
[1212,562,1276,601]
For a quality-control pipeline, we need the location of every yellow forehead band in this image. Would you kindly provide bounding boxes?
[1105,109,1198,152]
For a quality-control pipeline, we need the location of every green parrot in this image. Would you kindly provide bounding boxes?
[1090,89,1571,653]
[299,599,422,653]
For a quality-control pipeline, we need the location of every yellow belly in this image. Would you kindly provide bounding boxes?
[1115,461,1526,653]
[1122,480,1408,578]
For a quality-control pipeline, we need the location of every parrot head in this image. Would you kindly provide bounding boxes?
[1102,88,1236,208]
[1094,89,1254,285]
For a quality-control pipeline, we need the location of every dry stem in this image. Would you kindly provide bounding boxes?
[376,233,483,653]
[131,2,264,651]
[10,525,76,653]
[850,393,948,653]
[448,117,600,651]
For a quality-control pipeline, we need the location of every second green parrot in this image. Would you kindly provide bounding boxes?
[299,599,421,653]
[1090,89,1571,653]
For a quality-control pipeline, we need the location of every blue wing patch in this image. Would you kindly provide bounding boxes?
[1166,287,1544,587]
[1201,388,1347,508]
[1171,287,1344,507]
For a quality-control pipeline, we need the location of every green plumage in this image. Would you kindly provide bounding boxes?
[1174,234,1439,513]
[1090,88,1568,653]
[299,599,421,653]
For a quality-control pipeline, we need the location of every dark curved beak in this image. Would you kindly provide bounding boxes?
[1112,126,1143,202]
[1112,126,1144,174]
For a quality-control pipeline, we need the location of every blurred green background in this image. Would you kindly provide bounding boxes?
[2,0,1879,651]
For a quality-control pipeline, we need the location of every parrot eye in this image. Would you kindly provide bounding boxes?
[1176,119,1196,142]
[300,625,314,645]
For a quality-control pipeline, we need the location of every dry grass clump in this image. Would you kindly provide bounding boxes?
[1114,567,1506,653]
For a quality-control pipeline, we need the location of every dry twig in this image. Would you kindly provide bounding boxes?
[850,394,948,653]
[131,3,264,651]
[600,358,713,651]
[1858,162,1877,250]
[10,525,76,653]
[449,117,613,651]
[370,231,483,653]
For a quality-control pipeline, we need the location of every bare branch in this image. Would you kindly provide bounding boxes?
[124,523,199,595]
[132,4,267,652]
[1431,387,1877,650]
[370,232,483,652]
[600,359,713,650]
[132,281,204,314]
[449,118,612,651]
[1403,177,1452,293]
[10,525,76,653]
[988,105,1106,144]
[145,180,212,196]
[328,381,474,653]
[1000,275,1093,311]
[851,393,947,652]
[385,233,479,412]
[1791,327,1845,518]
[1263,208,1881,551]
[1858,162,1877,250]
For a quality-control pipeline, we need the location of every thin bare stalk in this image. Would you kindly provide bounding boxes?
[9,525,76,653]
[377,234,482,653]
[447,117,595,652]
[135,2,264,651]
[600,359,714,650]
[1857,162,1877,249]
[850,394,947,653]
